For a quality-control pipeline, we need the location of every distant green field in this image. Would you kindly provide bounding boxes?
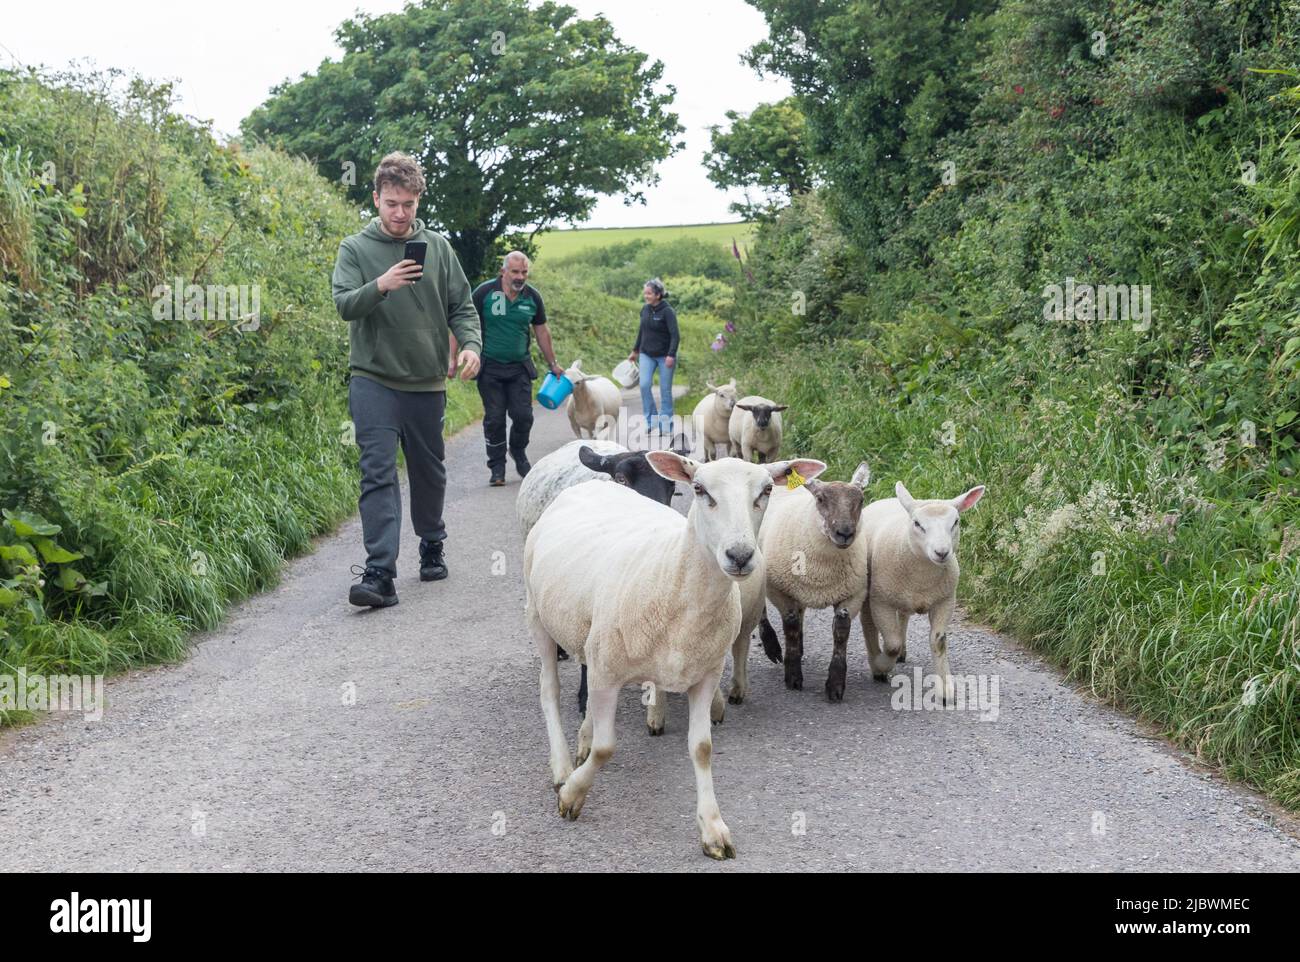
[535,221,755,261]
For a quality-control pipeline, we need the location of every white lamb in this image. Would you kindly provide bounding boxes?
[562,360,621,440]
[524,451,824,859]
[858,481,986,704]
[516,439,626,539]
[728,395,787,463]
[756,463,872,700]
[690,379,739,461]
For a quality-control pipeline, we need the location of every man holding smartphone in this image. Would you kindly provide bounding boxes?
[466,251,564,486]
[332,151,482,608]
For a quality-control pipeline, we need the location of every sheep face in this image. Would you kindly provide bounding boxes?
[735,401,787,429]
[896,482,986,566]
[706,379,739,413]
[647,453,827,579]
[564,360,588,384]
[804,462,871,549]
[578,446,676,506]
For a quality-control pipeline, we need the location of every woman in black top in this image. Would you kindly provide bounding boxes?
[627,278,680,435]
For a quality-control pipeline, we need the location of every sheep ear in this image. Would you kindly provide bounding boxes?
[896,482,916,513]
[573,359,583,370]
[735,403,752,411]
[727,378,736,389]
[952,485,986,512]
[706,381,718,392]
[767,459,826,485]
[578,445,611,475]
[850,462,871,489]
[771,404,788,413]
[646,450,698,484]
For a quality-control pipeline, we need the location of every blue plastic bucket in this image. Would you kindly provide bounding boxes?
[537,372,574,410]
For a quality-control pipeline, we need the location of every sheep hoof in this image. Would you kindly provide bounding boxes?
[647,724,664,737]
[783,670,803,691]
[872,672,890,682]
[701,840,737,861]
[727,692,745,705]
[557,785,585,820]
[711,716,723,726]
[825,679,845,702]
[897,652,907,663]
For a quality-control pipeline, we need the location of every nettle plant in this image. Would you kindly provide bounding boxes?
[0,508,106,633]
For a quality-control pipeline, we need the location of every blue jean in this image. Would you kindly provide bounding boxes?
[639,353,675,432]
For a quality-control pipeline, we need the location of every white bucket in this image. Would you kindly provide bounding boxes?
[612,358,640,388]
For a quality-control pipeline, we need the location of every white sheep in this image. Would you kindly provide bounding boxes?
[727,395,787,463]
[524,451,825,859]
[645,540,766,735]
[756,463,872,700]
[562,360,622,440]
[690,379,738,462]
[516,439,626,539]
[858,481,986,704]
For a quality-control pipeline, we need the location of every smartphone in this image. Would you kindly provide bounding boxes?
[403,240,428,278]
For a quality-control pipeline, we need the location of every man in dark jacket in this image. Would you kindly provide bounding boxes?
[468,252,564,486]
[332,152,482,608]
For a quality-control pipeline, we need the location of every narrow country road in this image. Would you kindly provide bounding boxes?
[1,385,1297,872]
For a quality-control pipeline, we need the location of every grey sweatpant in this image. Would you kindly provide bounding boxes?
[348,374,447,577]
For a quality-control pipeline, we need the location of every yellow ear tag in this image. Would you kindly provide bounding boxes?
[786,466,806,491]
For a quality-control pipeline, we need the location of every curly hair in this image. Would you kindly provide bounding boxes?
[374,152,426,197]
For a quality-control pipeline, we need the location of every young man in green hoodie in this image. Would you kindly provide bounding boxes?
[332,152,482,608]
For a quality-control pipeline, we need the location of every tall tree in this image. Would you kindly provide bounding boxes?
[242,0,683,280]
[743,0,996,254]
[703,98,812,218]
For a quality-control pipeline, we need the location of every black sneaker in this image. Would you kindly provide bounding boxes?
[513,454,531,478]
[489,468,506,487]
[419,539,448,582]
[349,565,398,608]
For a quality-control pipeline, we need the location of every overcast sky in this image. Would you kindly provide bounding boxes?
[0,0,789,228]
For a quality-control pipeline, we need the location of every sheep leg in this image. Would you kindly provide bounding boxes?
[861,600,888,681]
[711,685,726,724]
[758,609,782,663]
[929,598,957,706]
[780,606,805,691]
[727,628,751,704]
[688,666,735,860]
[825,605,852,702]
[741,441,755,463]
[576,712,593,766]
[558,686,616,820]
[646,682,667,736]
[869,598,905,680]
[529,605,573,790]
[577,663,588,716]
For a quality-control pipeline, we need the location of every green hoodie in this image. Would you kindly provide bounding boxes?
[332,218,482,392]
